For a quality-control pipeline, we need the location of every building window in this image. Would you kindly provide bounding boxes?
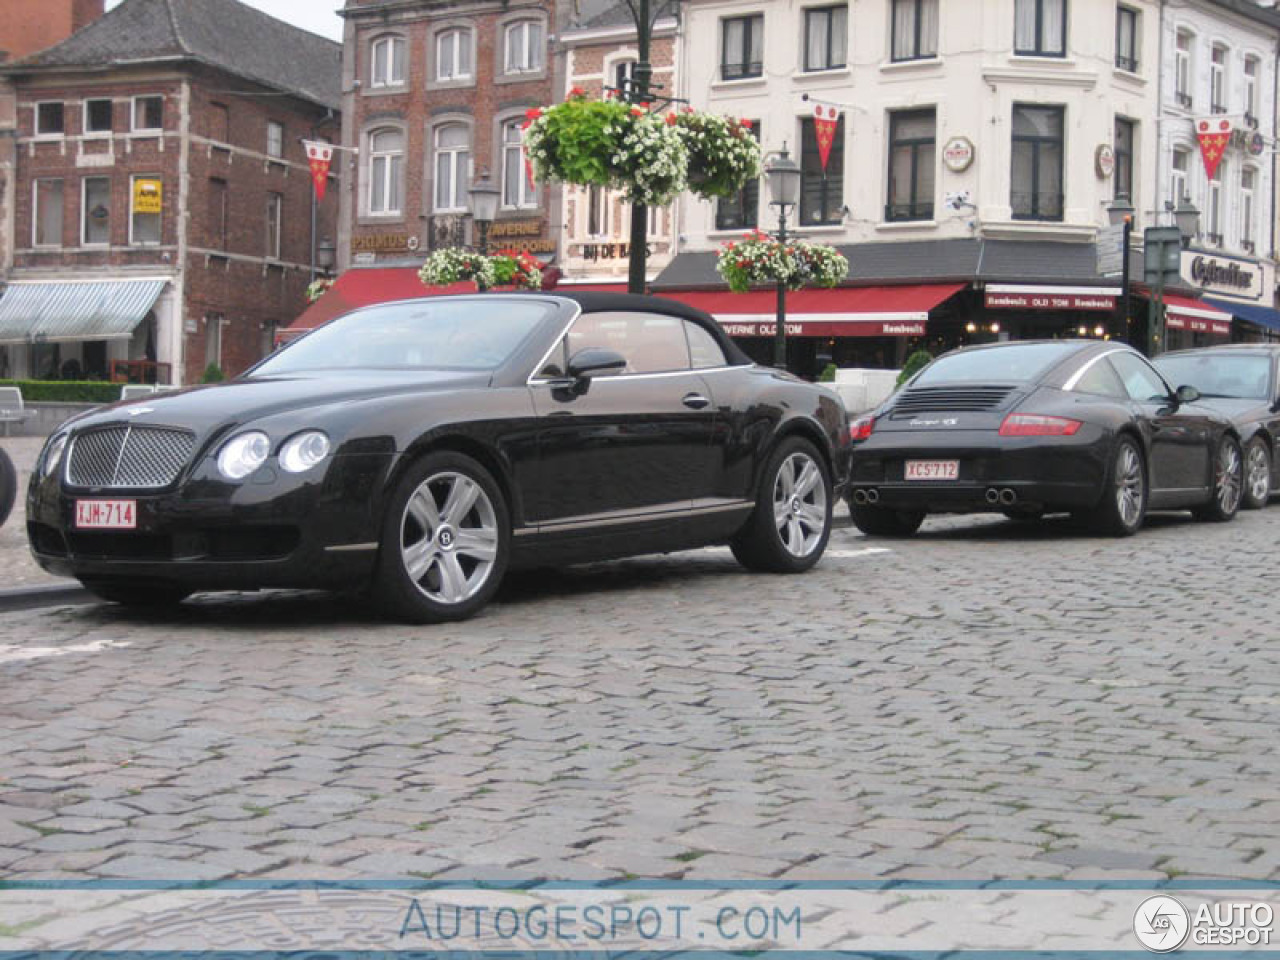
[887,109,935,221]
[1010,104,1064,221]
[1210,44,1227,113]
[209,102,230,142]
[132,95,163,132]
[1115,6,1138,72]
[804,5,847,72]
[129,175,162,245]
[368,128,404,216]
[587,186,608,237]
[504,20,544,74]
[35,102,64,136]
[33,179,63,247]
[502,120,537,209]
[612,60,637,98]
[81,177,111,246]
[1014,0,1066,57]
[436,28,473,81]
[721,14,764,80]
[1171,147,1190,206]
[84,98,112,135]
[205,314,223,370]
[1206,166,1223,245]
[266,121,284,158]
[266,192,283,259]
[433,123,471,212]
[891,0,939,62]
[1241,167,1256,252]
[800,114,844,226]
[1114,116,1134,201]
[371,35,406,88]
[209,177,228,250]
[1175,30,1193,108]
[1245,56,1260,122]
[716,120,760,230]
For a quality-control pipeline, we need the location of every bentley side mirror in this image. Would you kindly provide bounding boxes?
[568,348,627,380]
[1175,384,1201,405]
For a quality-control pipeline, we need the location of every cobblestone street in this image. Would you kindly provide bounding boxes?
[1,503,1278,883]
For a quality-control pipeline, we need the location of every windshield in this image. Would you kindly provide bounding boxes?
[1155,354,1273,400]
[254,299,555,375]
[912,342,1080,386]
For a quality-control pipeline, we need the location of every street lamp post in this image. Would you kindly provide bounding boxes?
[1107,193,1134,341]
[468,174,500,259]
[765,144,802,371]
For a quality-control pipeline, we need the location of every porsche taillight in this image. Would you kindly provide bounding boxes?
[850,416,875,442]
[998,413,1083,437]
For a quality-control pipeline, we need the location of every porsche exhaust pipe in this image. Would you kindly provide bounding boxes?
[985,488,1001,504]
[852,489,869,505]
[999,488,1017,505]
[866,489,880,504]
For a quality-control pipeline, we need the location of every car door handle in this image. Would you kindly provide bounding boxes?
[682,393,711,410]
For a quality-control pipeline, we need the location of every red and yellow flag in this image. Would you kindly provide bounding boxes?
[304,140,335,201]
[1195,119,1231,180]
[814,105,841,173]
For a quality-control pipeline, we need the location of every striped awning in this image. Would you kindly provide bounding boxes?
[0,279,167,345]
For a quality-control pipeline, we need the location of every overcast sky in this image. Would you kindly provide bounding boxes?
[105,0,344,42]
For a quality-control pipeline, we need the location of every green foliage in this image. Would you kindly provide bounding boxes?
[529,98,631,187]
[818,363,838,383]
[0,380,121,403]
[201,363,225,384]
[896,349,934,387]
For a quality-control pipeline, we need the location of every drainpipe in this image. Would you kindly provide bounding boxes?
[1271,35,1278,282]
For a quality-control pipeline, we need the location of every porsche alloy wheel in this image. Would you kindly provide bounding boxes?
[1243,437,1271,510]
[1194,435,1244,523]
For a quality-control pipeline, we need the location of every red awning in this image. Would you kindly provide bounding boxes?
[661,283,965,337]
[1161,292,1233,336]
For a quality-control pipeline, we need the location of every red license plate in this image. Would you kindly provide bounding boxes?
[904,460,959,481]
[75,499,137,529]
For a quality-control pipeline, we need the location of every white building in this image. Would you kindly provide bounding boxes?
[653,0,1275,372]
[1157,0,1280,341]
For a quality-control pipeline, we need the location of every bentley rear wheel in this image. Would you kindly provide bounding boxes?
[372,451,510,623]
[731,437,832,573]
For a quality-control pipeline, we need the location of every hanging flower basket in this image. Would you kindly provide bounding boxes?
[418,248,545,292]
[523,92,688,207]
[716,231,849,294]
[671,110,763,200]
[304,277,335,303]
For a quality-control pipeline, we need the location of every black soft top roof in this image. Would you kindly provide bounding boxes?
[553,291,752,366]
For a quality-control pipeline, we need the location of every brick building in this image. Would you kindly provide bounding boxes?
[337,0,564,273]
[0,0,341,385]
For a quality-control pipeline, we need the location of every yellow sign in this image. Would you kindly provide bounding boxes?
[132,178,163,214]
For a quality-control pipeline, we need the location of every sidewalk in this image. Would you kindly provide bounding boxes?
[1,436,68,588]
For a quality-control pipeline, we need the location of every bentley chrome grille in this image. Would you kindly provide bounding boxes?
[66,425,195,489]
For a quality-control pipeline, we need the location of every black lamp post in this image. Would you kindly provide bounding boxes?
[1145,196,1200,356]
[468,174,500,258]
[1106,193,1134,341]
[766,144,802,371]
[1173,196,1200,248]
[316,237,336,276]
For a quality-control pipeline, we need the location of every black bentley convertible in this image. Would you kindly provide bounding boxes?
[28,293,849,622]
[1155,344,1280,510]
[847,340,1244,537]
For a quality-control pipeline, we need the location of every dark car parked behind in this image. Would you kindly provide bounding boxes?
[28,293,849,622]
[848,340,1243,537]
[1154,345,1280,510]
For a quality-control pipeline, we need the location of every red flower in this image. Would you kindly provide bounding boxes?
[604,89,614,99]
[640,101,652,109]
[630,106,645,117]
[740,118,753,128]
[682,105,695,114]
[568,86,586,99]
[665,113,678,126]
[525,107,543,121]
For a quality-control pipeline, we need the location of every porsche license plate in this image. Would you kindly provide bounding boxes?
[904,460,959,481]
[75,499,137,530]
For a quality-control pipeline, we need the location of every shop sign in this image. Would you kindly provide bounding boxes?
[489,220,556,254]
[941,137,974,173]
[582,243,630,262]
[985,292,1116,312]
[351,234,420,254]
[718,320,926,338]
[1167,314,1232,336]
[1095,144,1115,179]
[132,178,162,214]
[1184,252,1262,301]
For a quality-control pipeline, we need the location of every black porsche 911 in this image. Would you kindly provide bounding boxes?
[847,340,1244,537]
[27,293,849,622]
[1154,344,1280,510]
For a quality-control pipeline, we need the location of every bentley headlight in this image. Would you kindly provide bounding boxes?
[278,431,331,473]
[42,433,69,479]
[217,431,270,480]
